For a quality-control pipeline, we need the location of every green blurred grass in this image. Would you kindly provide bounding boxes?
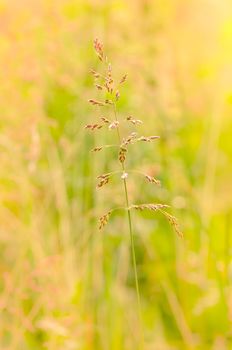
[0,0,232,349]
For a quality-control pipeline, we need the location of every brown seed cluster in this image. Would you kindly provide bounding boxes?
[85,123,103,131]
[99,211,112,230]
[100,117,110,124]
[119,147,127,163]
[91,147,103,152]
[97,174,110,188]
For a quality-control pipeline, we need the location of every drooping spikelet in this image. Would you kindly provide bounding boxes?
[99,211,112,230]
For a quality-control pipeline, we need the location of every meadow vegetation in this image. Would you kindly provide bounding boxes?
[1,1,232,349]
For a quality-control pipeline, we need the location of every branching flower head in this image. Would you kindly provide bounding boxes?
[85,38,182,238]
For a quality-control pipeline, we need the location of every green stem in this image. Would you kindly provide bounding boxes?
[113,103,144,348]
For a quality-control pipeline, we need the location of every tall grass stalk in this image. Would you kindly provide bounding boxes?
[86,38,182,348]
[113,102,144,348]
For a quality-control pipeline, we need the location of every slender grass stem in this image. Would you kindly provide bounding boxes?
[113,103,144,348]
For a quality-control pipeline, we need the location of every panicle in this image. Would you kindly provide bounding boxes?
[86,39,182,238]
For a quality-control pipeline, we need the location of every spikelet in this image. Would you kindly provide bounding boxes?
[90,69,100,78]
[160,211,183,237]
[138,135,160,142]
[130,204,183,237]
[127,116,143,125]
[122,132,137,146]
[85,123,103,131]
[120,74,127,84]
[105,99,114,105]
[97,178,109,188]
[91,147,103,152]
[145,175,161,186]
[99,210,112,230]
[104,82,111,93]
[88,99,105,107]
[108,63,112,75]
[97,175,110,188]
[109,121,119,130]
[95,84,103,90]
[131,203,170,211]
[94,38,104,61]
[119,147,127,163]
[100,117,110,124]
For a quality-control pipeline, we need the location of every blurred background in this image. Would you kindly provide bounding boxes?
[1,0,232,349]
